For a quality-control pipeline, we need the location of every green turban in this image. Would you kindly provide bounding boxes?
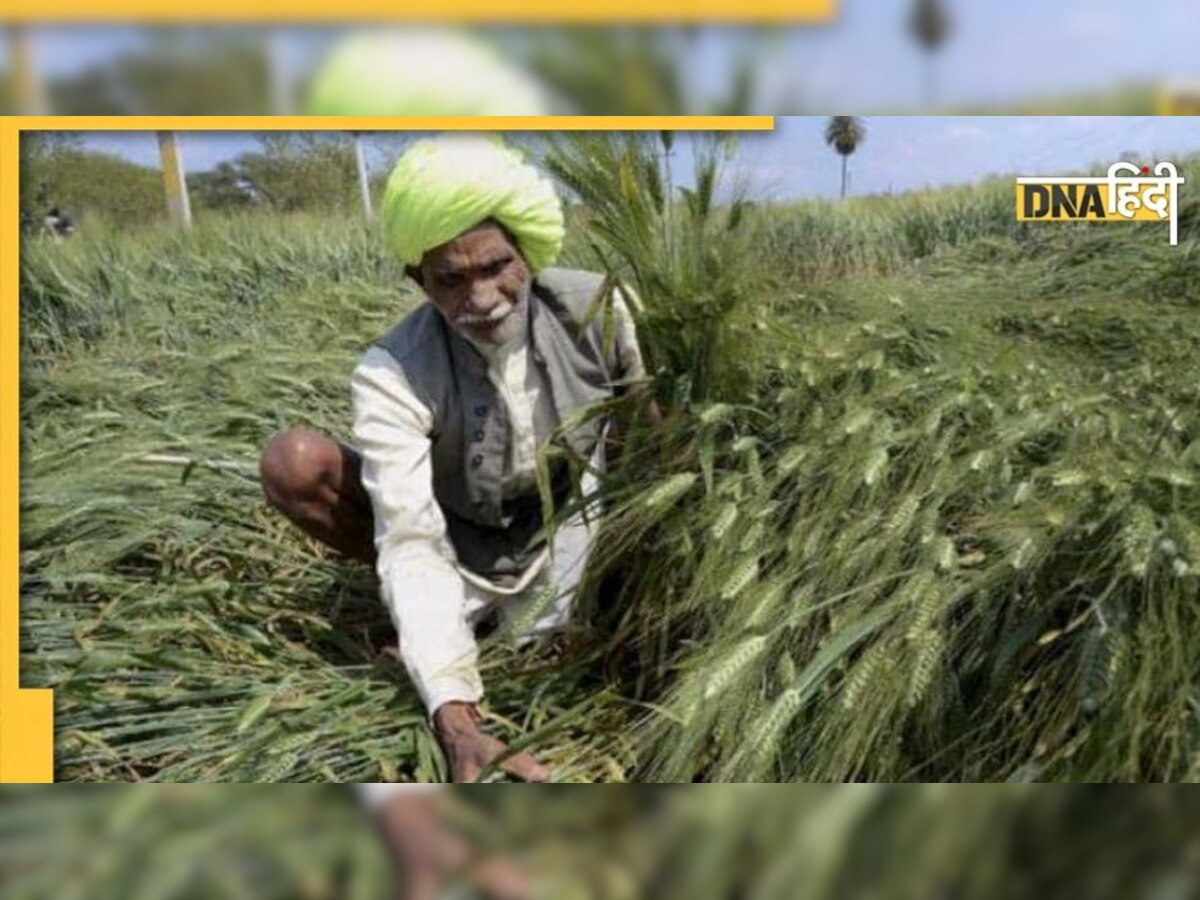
[381,135,565,273]
[305,30,548,117]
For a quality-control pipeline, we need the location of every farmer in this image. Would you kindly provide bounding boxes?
[22,206,76,238]
[44,207,76,237]
[260,135,653,784]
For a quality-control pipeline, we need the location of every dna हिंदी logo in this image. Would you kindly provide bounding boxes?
[1016,161,1186,246]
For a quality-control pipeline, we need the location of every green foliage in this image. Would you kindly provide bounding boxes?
[46,33,271,115]
[1,786,1198,899]
[910,0,954,52]
[19,133,370,230]
[518,29,758,116]
[758,171,1200,291]
[550,141,1200,782]
[189,162,259,212]
[226,133,362,214]
[0,787,391,899]
[825,117,868,198]
[20,135,162,228]
[545,132,771,405]
[824,116,867,158]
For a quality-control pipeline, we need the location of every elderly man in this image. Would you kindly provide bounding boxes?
[259,136,650,785]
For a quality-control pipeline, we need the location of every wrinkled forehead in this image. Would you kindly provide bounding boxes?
[422,219,525,274]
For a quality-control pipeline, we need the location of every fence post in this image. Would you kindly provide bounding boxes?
[158,131,193,229]
[267,28,293,115]
[353,132,374,221]
[9,25,48,115]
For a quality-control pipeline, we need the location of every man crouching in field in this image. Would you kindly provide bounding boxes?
[259,136,651,785]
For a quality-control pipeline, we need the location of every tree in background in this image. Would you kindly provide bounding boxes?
[181,133,362,215]
[520,28,758,115]
[825,116,867,200]
[19,133,163,229]
[909,0,954,108]
[234,133,359,213]
[189,161,262,212]
[47,29,270,115]
[18,131,370,228]
[19,133,81,212]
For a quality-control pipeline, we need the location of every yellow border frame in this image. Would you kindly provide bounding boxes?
[2,1,837,23]
[0,115,51,783]
[7,116,775,132]
[0,114,773,783]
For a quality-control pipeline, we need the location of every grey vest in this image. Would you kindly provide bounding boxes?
[375,268,617,581]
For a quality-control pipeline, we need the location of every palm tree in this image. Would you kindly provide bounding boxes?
[825,116,867,200]
[909,0,954,107]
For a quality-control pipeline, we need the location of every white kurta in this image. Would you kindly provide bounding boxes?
[350,291,644,721]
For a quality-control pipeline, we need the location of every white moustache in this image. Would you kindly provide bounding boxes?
[456,301,515,327]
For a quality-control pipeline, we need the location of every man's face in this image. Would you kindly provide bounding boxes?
[411,220,532,347]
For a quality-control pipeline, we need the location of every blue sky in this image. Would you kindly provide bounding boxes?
[731,117,1200,200]
[4,0,1198,110]
[772,0,1200,109]
[75,117,1200,202]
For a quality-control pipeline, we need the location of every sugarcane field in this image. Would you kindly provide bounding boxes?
[16,120,1200,791]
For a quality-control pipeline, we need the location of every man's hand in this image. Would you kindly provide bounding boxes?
[434,702,550,783]
[376,793,532,900]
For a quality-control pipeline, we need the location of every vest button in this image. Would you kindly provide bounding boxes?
[474,430,485,442]
[474,406,487,417]
[471,455,483,469]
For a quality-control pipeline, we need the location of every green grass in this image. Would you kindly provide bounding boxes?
[19,142,1200,783]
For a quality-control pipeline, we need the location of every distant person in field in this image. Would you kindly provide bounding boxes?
[259,135,654,785]
[44,208,76,237]
[22,207,76,238]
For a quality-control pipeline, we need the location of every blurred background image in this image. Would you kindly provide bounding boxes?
[2,0,1199,117]
[1,786,1199,900]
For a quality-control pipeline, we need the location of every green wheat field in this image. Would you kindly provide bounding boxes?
[18,137,1200,784]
